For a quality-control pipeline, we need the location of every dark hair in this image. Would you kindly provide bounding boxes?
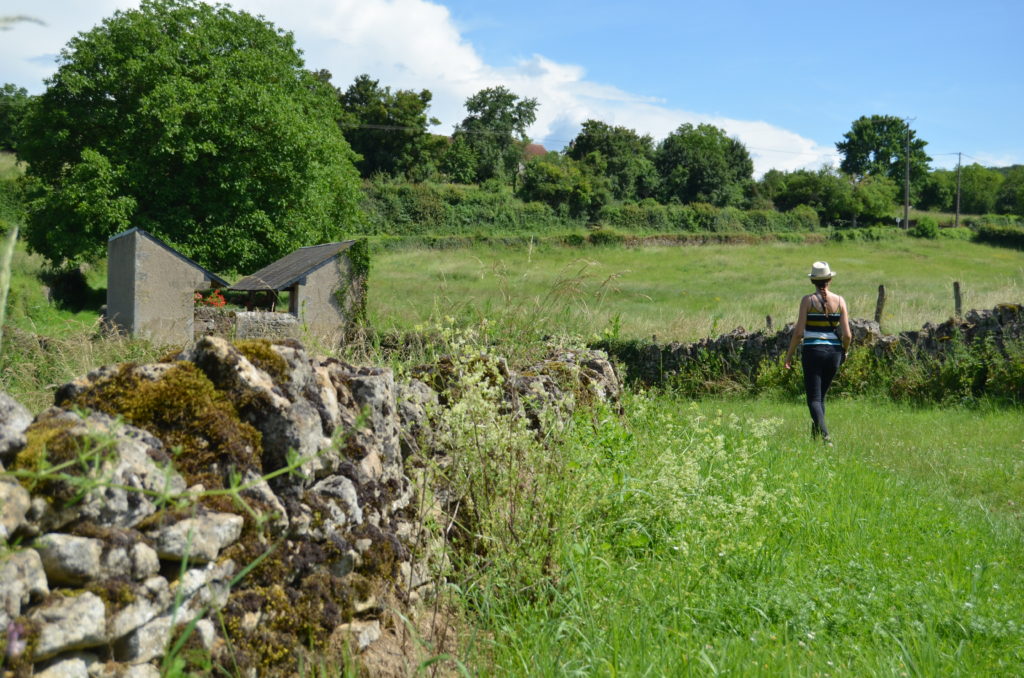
[813,279,830,290]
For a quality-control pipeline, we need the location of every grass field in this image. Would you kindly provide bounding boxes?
[371,237,1023,342]
[456,393,1024,676]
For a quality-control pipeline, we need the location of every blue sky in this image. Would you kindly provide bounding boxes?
[3,0,1021,175]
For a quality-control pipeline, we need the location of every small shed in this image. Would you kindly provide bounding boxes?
[229,241,358,338]
[106,228,229,344]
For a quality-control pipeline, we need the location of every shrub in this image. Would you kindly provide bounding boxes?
[910,216,939,238]
[788,204,820,231]
[938,226,974,241]
[975,223,1024,250]
[588,227,625,246]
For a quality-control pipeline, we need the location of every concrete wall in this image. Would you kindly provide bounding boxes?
[107,231,214,345]
[294,256,350,340]
[106,232,138,334]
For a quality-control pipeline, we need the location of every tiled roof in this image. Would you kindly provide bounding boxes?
[230,241,354,291]
[523,143,548,157]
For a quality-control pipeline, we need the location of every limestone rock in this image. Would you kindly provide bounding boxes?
[0,476,30,541]
[107,576,171,641]
[182,337,329,481]
[299,475,363,538]
[396,379,440,458]
[0,391,32,465]
[149,512,243,563]
[30,591,107,661]
[34,654,94,678]
[0,549,49,626]
[16,409,187,533]
[36,533,105,586]
[331,619,380,652]
[114,561,234,663]
[89,662,161,678]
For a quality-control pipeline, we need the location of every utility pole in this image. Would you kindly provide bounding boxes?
[954,151,962,229]
[903,118,914,229]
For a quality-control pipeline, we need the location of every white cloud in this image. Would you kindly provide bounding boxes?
[1,0,838,174]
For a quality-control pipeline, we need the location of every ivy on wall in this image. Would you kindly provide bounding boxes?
[340,238,370,326]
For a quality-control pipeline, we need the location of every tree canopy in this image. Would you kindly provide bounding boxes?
[337,73,443,180]
[444,86,538,184]
[768,167,897,225]
[654,123,753,206]
[0,84,30,152]
[836,115,931,196]
[565,120,658,201]
[17,0,361,272]
[995,166,1024,216]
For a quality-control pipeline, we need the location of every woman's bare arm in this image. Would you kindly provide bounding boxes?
[839,295,852,353]
[784,295,810,369]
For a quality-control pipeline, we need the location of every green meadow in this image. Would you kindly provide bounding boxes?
[371,236,1023,675]
[371,238,1022,342]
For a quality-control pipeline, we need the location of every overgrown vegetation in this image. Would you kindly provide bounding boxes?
[453,394,1024,675]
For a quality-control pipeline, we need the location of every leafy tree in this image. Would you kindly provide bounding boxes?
[751,168,788,209]
[448,86,538,184]
[654,123,752,207]
[565,120,658,201]
[772,167,896,226]
[958,163,1004,214]
[517,153,610,219]
[995,165,1024,216]
[337,74,443,180]
[0,84,30,152]
[17,0,361,272]
[836,115,931,196]
[917,169,956,212]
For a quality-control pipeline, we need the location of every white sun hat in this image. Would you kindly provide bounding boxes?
[808,261,836,280]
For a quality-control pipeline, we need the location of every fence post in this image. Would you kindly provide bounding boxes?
[874,284,886,328]
[766,315,773,331]
[954,281,962,318]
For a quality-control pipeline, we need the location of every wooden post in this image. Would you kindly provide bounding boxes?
[954,281,962,318]
[766,315,773,331]
[874,285,886,326]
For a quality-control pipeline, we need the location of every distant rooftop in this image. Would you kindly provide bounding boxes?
[230,241,355,291]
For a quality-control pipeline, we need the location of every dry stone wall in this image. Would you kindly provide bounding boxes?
[598,303,1023,386]
[0,338,621,677]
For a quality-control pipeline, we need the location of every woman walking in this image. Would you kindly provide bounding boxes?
[784,262,852,443]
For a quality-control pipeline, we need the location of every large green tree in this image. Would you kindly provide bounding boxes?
[517,152,610,219]
[995,165,1024,216]
[835,115,931,197]
[0,84,30,152]
[565,120,658,201]
[957,163,1004,214]
[445,86,537,184]
[17,0,361,272]
[337,74,443,180]
[917,168,956,212]
[654,123,753,206]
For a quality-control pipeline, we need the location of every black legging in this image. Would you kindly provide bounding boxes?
[801,345,843,439]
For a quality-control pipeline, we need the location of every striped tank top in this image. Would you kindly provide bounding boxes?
[803,298,842,347]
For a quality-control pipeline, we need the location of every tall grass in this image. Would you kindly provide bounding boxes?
[455,393,1024,675]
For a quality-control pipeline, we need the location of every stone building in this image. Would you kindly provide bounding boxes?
[106,228,228,345]
[229,241,359,339]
